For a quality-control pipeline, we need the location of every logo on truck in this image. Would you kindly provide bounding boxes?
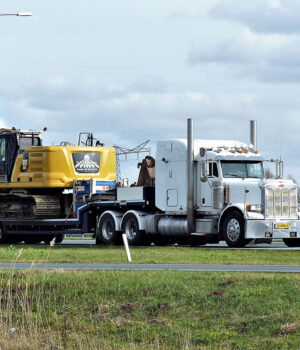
[72,153,100,174]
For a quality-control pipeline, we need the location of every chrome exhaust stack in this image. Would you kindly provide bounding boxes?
[250,120,257,151]
[187,118,195,234]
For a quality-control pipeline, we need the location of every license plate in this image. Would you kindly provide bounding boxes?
[274,224,290,229]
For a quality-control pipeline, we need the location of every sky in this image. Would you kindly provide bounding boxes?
[1,0,300,182]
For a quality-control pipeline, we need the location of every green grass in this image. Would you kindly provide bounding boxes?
[0,270,298,349]
[0,245,299,265]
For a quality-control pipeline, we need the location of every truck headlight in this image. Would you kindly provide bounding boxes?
[246,204,262,212]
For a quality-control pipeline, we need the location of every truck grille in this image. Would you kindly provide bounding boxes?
[265,187,297,218]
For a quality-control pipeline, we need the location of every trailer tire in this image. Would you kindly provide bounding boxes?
[43,235,55,245]
[222,211,248,248]
[0,226,9,244]
[55,234,65,244]
[283,238,300,247]
[7,235,22,244]
[24,237,42,244]
[122,213,144,246]
[96,214,119,245]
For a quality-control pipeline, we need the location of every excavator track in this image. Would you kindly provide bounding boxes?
[0,193,61,219]
[32,195,61,218]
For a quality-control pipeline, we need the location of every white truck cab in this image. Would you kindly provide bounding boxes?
[154,122,299,247]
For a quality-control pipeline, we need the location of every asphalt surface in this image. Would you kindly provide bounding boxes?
[60,239,300,250]
[0,263,299,272]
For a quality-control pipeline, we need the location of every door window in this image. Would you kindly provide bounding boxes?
[208,162,219,177]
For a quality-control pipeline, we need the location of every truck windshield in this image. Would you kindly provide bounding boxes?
[221,161,264,179]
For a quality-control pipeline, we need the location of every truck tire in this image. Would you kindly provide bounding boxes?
[222,211,248,248]
[283,238,300,247]
[96,213,119,245]
[122,213,144,246]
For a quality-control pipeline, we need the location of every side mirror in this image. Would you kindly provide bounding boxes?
[200,161,208,182]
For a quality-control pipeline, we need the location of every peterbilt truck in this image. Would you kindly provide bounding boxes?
[93,119,300,248]
[0,119,299,248]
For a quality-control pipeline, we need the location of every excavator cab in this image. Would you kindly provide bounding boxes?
[0,129,43,182]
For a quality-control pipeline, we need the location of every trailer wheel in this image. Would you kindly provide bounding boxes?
[43,235,55,245]
[7,235,22,244]
[96,214,118,245]
[283,238,300,247]
[222,211,248,248]
[122,214,144,245]
[0,226,9,244]
[55,234,65,244]
[24,237,42,244]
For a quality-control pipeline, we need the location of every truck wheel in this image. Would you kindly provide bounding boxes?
[223,211,247,248]
[122,214,144,246]
[283,238,300,247]
[96,214,118,245]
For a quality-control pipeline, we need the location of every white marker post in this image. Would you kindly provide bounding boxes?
[122,234,132,262]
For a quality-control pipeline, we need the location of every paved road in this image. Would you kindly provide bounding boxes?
[60,239,300,250]
[1,263,299,272]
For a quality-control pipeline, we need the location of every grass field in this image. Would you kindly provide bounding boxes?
[0,245,299,265]
[0,269,298,349]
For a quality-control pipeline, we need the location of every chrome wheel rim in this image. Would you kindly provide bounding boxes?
[102,220,114,241]
[125,219,138,240]
[227,218,240,241]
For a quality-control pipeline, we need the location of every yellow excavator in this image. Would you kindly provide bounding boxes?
[0,128,116,220]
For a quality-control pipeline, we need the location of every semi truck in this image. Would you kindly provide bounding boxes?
[0,120,299,248]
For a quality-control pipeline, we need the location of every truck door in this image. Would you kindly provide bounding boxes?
[200,161,219,208]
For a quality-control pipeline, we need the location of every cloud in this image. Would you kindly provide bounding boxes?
[210,0,300,34]
[1,75,212,145]
[186,28,300,82]
[2,73,300,181]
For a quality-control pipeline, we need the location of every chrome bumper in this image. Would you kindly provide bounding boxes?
[245,219,299,239]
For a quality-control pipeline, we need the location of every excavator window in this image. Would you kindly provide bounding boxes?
[0,133,18,181]
[0,139,6,161]
[19,136,41,153]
